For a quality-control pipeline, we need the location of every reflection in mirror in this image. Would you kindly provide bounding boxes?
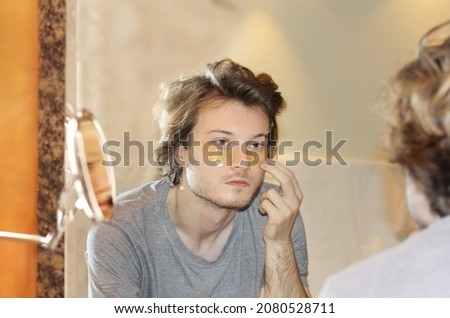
[76,109,115,221]
[0,105,115,250]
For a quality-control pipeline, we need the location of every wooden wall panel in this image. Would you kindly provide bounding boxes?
[0,1,39,298]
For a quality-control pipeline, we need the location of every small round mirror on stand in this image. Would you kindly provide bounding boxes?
[0,105,116,250]
[71,108,115,222]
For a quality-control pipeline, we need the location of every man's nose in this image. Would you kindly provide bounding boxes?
[229,142,251,170]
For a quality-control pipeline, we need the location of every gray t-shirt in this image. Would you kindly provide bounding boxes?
[319,215,450,297]
[86,179,308,297]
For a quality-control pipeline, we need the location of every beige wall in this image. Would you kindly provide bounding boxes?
[73,0,450,193]
[0,1,39,297]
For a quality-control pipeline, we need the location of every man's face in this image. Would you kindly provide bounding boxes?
[179,100,270,210]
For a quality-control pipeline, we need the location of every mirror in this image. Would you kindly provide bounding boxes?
[0,105,116,250]
[71,108,115,222]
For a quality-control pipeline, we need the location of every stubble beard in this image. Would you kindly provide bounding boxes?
[187,171,264,211]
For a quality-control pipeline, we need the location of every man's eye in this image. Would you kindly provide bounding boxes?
[212,139,229,147]
[248,141,265,150]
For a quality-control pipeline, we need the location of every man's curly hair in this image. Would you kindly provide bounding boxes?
[381,26,450,217]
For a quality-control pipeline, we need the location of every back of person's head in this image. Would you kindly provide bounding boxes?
[154,58,286,185]
[382,20,450,217]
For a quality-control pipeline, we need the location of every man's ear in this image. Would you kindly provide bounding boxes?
[174,146,187,167]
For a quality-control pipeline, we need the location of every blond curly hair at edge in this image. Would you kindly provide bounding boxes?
[382,22,450,218]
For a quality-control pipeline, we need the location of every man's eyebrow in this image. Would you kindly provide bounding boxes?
[255,131,270,139]
[207,129,233,135]
[206,130,270,138]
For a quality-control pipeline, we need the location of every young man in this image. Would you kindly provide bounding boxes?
[86,58,309,297]
[319,20,450,297]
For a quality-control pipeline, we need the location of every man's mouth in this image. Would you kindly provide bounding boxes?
[225,178,250,188]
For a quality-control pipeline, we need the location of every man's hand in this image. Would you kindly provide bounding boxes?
[259,159,309,298]
[259,160,303,242]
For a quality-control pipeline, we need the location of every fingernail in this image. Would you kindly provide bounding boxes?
[266,159,276,166]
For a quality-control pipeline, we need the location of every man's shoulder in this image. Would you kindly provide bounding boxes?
[320,219,450,297]
[88,179,170,247]
[113,179,170,218]
[319,242,404,297]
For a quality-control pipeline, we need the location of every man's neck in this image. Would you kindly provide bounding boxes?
[166,183,237,262]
